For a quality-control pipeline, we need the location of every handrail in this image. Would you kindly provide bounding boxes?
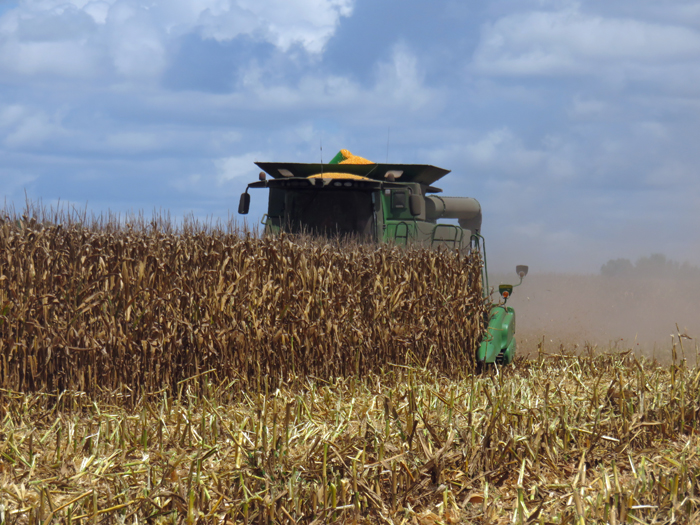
[471,233,490,301]
[394,221,410,244]
[431,223,463,249]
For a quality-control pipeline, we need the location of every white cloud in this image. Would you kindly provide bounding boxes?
[465,128,514,164]
[634,121,670,141]
[474,5,700,76]
[107,3,167,79]
[645,160,695,188]
[0,38,101,77]
[464,128,548,175]
[215,152,263,183]
[171,173,202,193]
[197,0,353,53]
[157,45,438,118]
[105,131,161,152]
[427,127,580,189]
[0,2,103,77]
[15,5,96,41]
[568,95,611,118]
[0,0,354,82]
[84,1,111,24]
[372,44,434,110]
[0,105,68,148]
[0,168,37,196]
[0,105,25,127]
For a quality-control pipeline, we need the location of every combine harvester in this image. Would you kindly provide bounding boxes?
[238,149,527,366]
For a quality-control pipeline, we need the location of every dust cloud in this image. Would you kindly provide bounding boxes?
[491,271,700,361]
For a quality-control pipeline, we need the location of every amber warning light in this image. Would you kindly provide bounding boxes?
[498,284,513,300]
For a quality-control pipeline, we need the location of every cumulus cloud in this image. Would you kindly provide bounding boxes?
[0,0,354,82]
[567,95,611,118]
[215,152,263,183]
[473,5,700,77]
[0,168,37,197]
[372,44,435,110]
[197,0,353,53]
[645,160,696,188]
[0,104,69,149]
[107,3,167,79]
[431,127,577,185]
[152,44,439,119]
[104,131,162,153]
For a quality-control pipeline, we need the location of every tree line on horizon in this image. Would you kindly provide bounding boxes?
[601,253,700,279]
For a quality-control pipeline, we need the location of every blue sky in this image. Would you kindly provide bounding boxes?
[1,0,700,273]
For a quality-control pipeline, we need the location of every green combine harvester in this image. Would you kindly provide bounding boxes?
[238,149,527,366]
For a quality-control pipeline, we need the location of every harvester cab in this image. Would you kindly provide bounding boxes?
[238,149,527,366]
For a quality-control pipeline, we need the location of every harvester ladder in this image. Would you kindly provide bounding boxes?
[431,224,463,249]
[394,222,410,245]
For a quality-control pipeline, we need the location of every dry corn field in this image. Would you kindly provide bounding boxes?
[1,351,700,523]
[0,215,485,394]
[2,214,700,524]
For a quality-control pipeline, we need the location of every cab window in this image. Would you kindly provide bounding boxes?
[392,191,407,209]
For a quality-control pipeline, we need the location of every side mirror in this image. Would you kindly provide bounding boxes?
[516,265,529,278]
[409,194,424,216]
[238,192,250,215]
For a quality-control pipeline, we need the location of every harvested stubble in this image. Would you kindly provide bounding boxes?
[0,216,485,394]
[1,350,700,523]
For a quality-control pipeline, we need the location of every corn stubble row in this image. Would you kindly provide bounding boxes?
[2,350,700,523]
[0,217,486,394]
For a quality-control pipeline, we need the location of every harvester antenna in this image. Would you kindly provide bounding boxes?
[320,139,323,175]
